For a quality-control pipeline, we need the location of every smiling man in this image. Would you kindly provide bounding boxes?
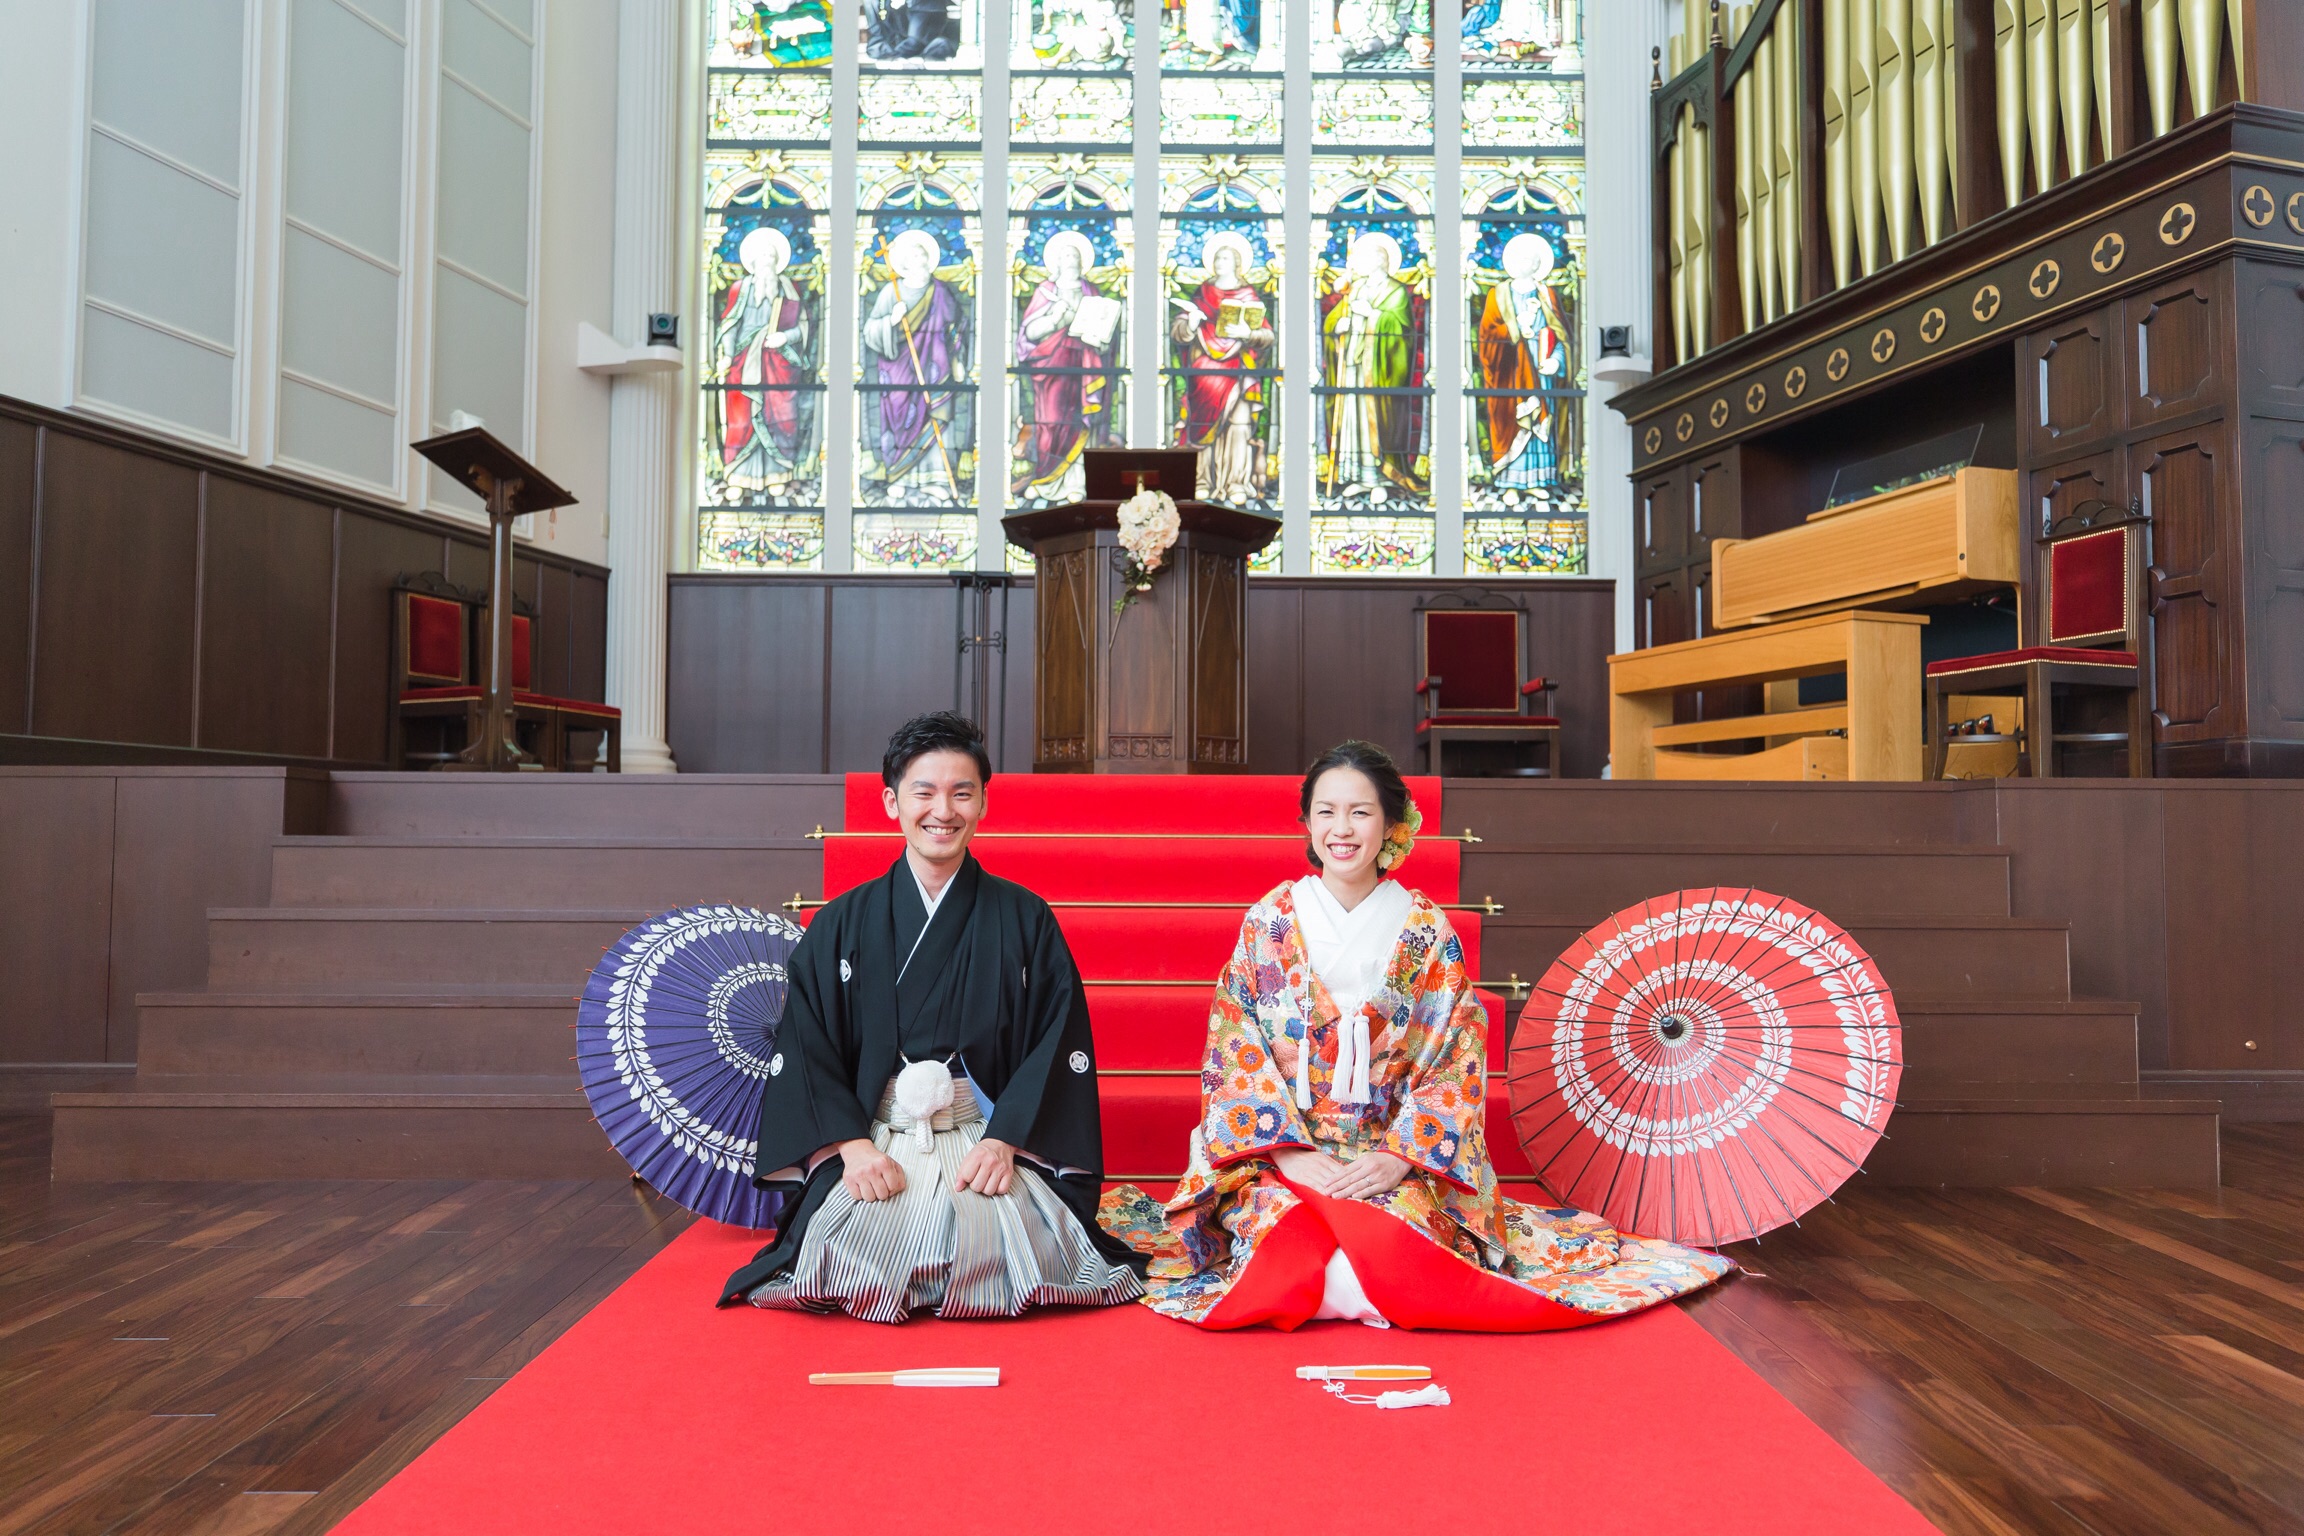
[719,712,1144,1319]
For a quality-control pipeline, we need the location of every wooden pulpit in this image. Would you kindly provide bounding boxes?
[1003,449,1278,774]
[410,427,576,772]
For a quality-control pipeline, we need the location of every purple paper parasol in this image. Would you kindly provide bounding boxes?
[577,904,801,1228]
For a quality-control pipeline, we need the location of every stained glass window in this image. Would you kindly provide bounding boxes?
[693,0,1590,576]
[1461,157,1582,557]
[1161,156,1284,517]
[1014,0,1135,67]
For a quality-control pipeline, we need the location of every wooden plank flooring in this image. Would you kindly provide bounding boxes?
[5,1117,2303,1534]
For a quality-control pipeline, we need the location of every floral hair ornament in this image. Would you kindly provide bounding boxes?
[1377,796,1422,872]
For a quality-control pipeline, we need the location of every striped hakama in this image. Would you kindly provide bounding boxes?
[747,1076,1143,1324]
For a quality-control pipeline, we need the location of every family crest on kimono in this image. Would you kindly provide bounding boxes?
[720,712,1143,1321]
[1100,741,1734,1330]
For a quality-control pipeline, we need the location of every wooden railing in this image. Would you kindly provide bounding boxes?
[1652,0,2286,370]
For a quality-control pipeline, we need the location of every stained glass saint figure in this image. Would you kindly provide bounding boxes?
[1319,231,1426,499]
[1461,0,1559,66]
[1013,231,1120,503]
[1022,0,1131,64]
[714,227,819,499]
[1177,0,1261,63]
[1170,232,1275,506]
[1474,231,1567,492]
[865,0,961,59]
[863,228,972,500]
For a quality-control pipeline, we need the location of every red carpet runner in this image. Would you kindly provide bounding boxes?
[334,1223,1937,1536]
[335,775,1934,1533]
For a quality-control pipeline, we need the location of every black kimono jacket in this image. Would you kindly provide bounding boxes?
[718,852,1139,1304]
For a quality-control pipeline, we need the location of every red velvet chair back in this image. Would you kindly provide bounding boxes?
[2042,514,2143,650]
[475,608,536,691]
[1421,610,1523,713]
[403,592,470,685]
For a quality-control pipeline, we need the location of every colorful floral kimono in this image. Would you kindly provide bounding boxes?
[1100,881,1734,1330]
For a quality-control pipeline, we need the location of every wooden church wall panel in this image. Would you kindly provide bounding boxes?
[2139,424,2235,740]
[1243,582,1303,774]
[30,433,200,748]
[2236,259,2304,415]
[2125,268,2228,428]
[535,561,574,698]
[1034,548,1092,762]
[2244,419,2304,734]
[0,419,32,734]
[569,572,609,703]
[196,478,336,760]
[826,580,955,774]
[445,535,492,595]
[664,580,826,774]
[333,513,455,767]
[2160,788,2304,1070]
[0,775,115,1063]
[1190,551,1245,762]
[1297,585,1427,769]
[2025,310,2118,455]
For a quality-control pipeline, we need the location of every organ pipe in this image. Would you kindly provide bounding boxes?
[2142,0,2177,136]
[2177,0,2224,119]
[1942,0,1961,227]
[1735,4,1758,334]
[1851,0,1881,275]
[1774,5,1802,315]
[1881,0,1915,264]
[2091,0,2112,160]
[2023,0,2059,193]
[1913,0,1948,247]
[1995,1,2026,205]
[1667,32,1690,364]
[1825,0,1853,288]
[2056,0,2093,180]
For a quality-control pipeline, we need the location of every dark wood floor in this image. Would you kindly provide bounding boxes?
[6,1119,2303,1535]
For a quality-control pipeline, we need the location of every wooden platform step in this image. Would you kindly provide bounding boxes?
[268,837,822,910]
[1444,843,2012,920]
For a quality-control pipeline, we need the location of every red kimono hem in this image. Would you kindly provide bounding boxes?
[1198,1179,1609,1333]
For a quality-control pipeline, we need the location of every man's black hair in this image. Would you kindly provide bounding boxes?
[881,711,993,789]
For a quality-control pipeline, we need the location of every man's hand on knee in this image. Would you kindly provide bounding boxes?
[954,1137,1016,1197]
[839,1139,906,1202]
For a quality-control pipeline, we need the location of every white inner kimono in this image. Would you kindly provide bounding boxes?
[1288,875,1414,1325]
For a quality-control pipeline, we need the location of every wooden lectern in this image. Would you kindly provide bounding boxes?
[1003,449,1278,773]
[410,427,577,772]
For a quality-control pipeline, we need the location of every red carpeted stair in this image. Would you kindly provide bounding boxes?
[823,774,1531,1181]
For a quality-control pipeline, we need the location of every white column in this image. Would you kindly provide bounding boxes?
[604,0,681,772]
[1583,0,1670,654]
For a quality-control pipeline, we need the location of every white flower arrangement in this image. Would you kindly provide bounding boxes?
[1112,485,1182,615]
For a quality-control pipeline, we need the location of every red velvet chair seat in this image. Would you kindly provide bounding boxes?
[1924,646,2136,677]
[1418,713,1563,731]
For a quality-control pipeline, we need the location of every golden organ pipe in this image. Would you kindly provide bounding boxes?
[2023,0,2059,193]
[1943,0,1961,227]
[1825,0,1854,288]
[1667,34,1689,365]
[2228,0,2243,92]
[1995,0,2027,204]
[1735,4,1757,336]
[2056,0,2093,180]
[2178,0,2224,120]
[2142,0,2177,136]
[2091,0,2112,159]
[1689,97,1711,353]
[1851,0,1881,276]
[1754,20,1780,323]
[1914,0,1947,246]
[1880,0,1914,264]
[1775,5,1802,314]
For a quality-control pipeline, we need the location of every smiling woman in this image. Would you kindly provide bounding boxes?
[1097,738,1736,1331]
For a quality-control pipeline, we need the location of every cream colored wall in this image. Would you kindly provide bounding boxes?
[0,0,616,569]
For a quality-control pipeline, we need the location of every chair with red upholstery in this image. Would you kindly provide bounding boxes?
[1924,501,2150,778]
[1414,606,1559,775]
[389,576,559,768]
[478,603,623,772]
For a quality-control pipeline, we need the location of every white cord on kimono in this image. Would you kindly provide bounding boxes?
[1335,1007,1372,1105]
[1321,1381,1450,1409]
[1293,1026,1313,1111]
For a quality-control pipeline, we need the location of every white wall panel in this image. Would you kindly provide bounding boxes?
[431,263,529,430]
[280,227,401,403]
[443,0,535,114]
[434,82,533,296]
[79,0,249,442]
[279,373,399,484]
[275,0,409,487]
[88,0,248,183]
[81,306,237,439]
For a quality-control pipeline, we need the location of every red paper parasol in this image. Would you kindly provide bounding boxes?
[1507,888,1901,1248]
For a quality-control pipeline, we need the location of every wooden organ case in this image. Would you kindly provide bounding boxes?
[1615,0,2304,775]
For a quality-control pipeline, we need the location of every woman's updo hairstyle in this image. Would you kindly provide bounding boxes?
[1298,739,1410,871]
